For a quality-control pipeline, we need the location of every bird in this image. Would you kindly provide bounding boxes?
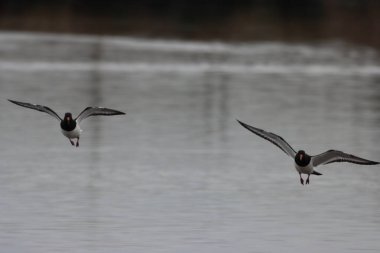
[237,119,379,185]
[8,99,125,147]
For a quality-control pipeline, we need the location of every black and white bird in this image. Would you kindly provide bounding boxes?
[237,120,379,185]
[9,99,125,147]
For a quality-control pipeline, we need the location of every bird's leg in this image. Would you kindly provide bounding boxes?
[69,139,75,146]
[306,174,310,185]
[76,137,79,147]
[299,173,304,185]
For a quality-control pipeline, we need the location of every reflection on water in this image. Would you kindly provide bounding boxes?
[0,32,379,253]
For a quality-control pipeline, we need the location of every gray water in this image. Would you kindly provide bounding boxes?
[0,32,379,253]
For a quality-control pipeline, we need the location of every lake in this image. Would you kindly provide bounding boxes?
[0,32,379,253]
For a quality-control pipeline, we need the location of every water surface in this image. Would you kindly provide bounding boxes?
[0,32,379,253]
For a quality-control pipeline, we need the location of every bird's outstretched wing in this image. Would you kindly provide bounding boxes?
[237,120,297,158]
[8,99,62,121]
[75,107,125,123]
[312,150,379,167]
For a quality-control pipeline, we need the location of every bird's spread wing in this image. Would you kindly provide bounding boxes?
[75,107,125,123]
[237,120,297,158]
[8,99,62,121]
[312,150,379,167]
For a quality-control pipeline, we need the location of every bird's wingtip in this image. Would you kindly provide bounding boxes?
[364,159,380,165]
[236,119,249,128]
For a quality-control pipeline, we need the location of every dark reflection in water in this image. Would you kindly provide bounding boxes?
[88,38,103,152]
[202,72,230,147]
[85,37,103,245]
[0,32,379,253]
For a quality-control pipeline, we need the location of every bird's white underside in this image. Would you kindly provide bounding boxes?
[294,162,314,175]
[61,124,82,139]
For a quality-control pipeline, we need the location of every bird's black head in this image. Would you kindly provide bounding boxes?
[295,150,311,166]
[64,113,72,121]
[60,112,76,131]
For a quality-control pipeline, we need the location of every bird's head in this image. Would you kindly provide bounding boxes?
[295,150,311,167]
[297,150,306,161]
[64,112,73,123]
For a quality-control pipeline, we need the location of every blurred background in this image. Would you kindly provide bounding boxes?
[0,1,380,253]
[0,0,379,47]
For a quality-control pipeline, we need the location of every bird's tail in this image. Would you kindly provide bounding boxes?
[312,170,322,176]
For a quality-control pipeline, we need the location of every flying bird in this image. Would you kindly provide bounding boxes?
[237,120,379,185]
[9,99,125,147]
